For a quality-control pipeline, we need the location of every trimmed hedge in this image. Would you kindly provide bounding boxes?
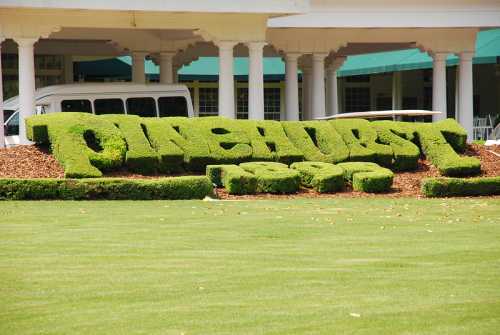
[26,113,126,178]
[0,176,213,200]
[206,164,257,195]
[412,122,481,176]
[371,120,420,171]
[337,162,394,193]
[290,161,344,193]
[241,120,304,164]
[240,162,301,194]
[421,177,500,197]
[330,119,392,166]
[100,115,159,174]
[282,121,349,163]
[433,119,468,153]
[26,113,480,179]
[186,117,253,165]
[142,117,201,172]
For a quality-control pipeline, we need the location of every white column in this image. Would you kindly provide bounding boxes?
[301,65,312,120]
[15,38,38,145]
[458,52,474,142]
[159,52,175,84]
[311,53,327,119]
[432,52,448,122]
[247,42,266,120]
[131,51,147,83]
[217,41,237,119]
[173,65,180,83]
[392,71,403,110]
[326,57,345,116]
[285,53,300,120]
[0,39,5,148]
[63,55,73,84]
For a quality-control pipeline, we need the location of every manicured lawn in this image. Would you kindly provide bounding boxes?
[1,198,500,334]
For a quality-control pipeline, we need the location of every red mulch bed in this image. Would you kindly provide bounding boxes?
[0,143,498,198]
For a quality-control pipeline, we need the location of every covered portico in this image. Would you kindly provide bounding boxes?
[1,0,500,147]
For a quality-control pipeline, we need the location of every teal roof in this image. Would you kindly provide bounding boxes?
[114,28,500,78]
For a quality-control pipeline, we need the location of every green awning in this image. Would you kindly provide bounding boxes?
[110,28,500,78]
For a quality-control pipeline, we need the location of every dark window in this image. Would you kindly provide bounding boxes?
[158,97,188,117]
[199,88,218,117]
[346,75,370,83]
[376,96,392,111]
[94,99,125,115]
[126,97,157,117]
[236,88,248,119]
[264,88,281,120]
[403,97,418,110]
[345,87,370,113]
[61,99,92,113]
[4,111,18,136]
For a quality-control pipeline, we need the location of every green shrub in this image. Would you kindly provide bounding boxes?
[281,121,349,163]
[239,162,300,194]
[186,117,253,166]
[421,177,500,197]
[330,119,392,166]
[100,115,159,174]
[337,162,394,193]
[0,176,213,200]
[240,120,304,164]
[26,113,126,178]
[206,164,257,195]
[433,119,468,153]
[412,123,481,176]
[290,161,344,193]
[141,117,198,172]
[371,120,420,171]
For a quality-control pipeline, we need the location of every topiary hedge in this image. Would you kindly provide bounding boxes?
[100,115,160,174]
[290,161,344,193]
[26,114,481,179]
[411,123,481,176]
[26,113,126,178]
[421,177,500,197]
[0,176,213,200]
[239,162,301,194]
[206,164,257,195]
[337,162,394,193]
[240,120,304,164]
[371,120,420,171]
[282,121,349,163]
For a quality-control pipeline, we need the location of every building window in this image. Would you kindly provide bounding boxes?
[346,75,370,83]
[264,87,281,120]
[236,88,248,119]
[158,97,188,117]
[198,87,218,117]
[61,99,92,113]
[423,87,432,110]
[345,87,370,113]
[376,95,392,111]
[94,99,125,115]
[403,97,418,110]
[126,97,157,117]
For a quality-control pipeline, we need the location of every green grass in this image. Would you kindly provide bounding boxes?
[1,198,500,335]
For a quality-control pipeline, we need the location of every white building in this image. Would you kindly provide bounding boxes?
[1,0,500,146]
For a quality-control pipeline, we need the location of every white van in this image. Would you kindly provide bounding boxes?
[2,83,195,146]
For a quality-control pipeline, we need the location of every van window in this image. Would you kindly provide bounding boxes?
[126,97,157,117]
[94,99,125,115]
[61,99,92,113]
[158,96,188,117]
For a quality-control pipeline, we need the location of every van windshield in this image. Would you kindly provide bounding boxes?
[4,111,19,136]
